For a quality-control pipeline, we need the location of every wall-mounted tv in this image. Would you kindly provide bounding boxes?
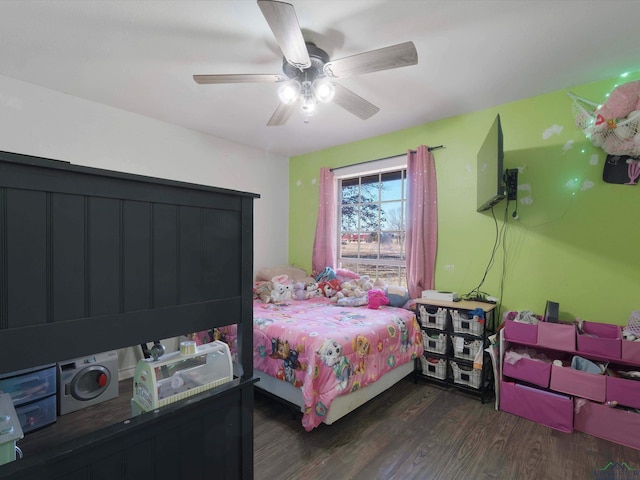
[477,114,518,212]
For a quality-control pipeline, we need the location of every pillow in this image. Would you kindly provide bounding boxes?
[255,265,315,285]
[335,268,360,283]
[385,285,410,308]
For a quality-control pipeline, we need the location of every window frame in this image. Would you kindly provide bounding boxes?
[334,155,407,285]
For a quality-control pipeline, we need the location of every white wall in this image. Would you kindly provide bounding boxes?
[0,74,289,377]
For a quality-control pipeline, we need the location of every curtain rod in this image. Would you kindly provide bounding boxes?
[330,145,444,172]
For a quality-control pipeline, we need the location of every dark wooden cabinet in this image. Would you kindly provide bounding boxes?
[0,151,258,479]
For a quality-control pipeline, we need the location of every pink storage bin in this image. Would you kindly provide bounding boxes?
[577,321,622,359]
[574,400,640,450]
[504,319,538,344]
[606,374,640,409]
[537,322,576,351]
[549,364,606,402]
[502,355,552,388]
[622,340,640,363]
[500,380,573,433]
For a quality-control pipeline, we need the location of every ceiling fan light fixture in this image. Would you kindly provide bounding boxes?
[278,81,301,105]
[301,95,316,114]
[312,79,335,103]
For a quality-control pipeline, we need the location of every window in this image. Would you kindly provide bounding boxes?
[338,167,407,286]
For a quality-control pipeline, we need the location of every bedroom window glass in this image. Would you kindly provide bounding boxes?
[338,168,407,286]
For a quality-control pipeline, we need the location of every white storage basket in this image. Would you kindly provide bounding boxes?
[450,360,482,389]
[451,310,483,336]
[422,331,448,355]
[419,306,448,330]
[452,336,483,362]
[420,356,447,380]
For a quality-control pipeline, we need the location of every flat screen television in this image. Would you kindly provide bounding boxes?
[476,114,506,212]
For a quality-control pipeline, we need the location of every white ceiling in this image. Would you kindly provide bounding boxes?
[0,0,638,157]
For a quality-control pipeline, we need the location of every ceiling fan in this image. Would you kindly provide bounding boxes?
[193,0,418,126]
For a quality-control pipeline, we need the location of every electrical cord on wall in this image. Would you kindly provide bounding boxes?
[462,206,503,302]
[463,198,514,321]
[496,199,514,318]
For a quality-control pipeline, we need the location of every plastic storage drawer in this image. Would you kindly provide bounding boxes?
[16,394,57,434]
[0,365,57,406]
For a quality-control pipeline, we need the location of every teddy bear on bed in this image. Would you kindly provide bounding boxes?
[317,338,351,391]
[270,337,305,387]
[254,281,274,303]
[270,275,293,303]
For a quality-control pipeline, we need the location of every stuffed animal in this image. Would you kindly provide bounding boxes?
[305,282,322,298]
[270,275,293,302]
[367,288,389,309]
[595,80,640,125]
[315,266,337,283]
[292,282,307,300]
[584,80,640,156]
[254,281,273,303]
[318,279,341,298]
[385,285,410,308]
[336,295,368,307]
[356,275,374,292]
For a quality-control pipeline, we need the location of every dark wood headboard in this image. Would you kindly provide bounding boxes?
[0,150,258,375]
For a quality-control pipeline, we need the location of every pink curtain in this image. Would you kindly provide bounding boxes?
[312,167,337,275]
[406,146,438,299]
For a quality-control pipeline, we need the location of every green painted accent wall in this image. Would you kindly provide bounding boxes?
[289,73,640,325]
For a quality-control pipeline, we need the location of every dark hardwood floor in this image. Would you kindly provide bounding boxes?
[254,377,640,480]
[15,377,640,480]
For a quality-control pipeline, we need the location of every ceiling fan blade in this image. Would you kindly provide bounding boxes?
[267,102,296,126]
[332,83,380,120]
[257,0,311,70]
[323,41,418,78]
[193,74,286,84]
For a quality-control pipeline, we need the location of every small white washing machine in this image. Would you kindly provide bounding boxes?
[57,351,119,415]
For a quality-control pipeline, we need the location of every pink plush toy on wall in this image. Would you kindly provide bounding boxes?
[585,80,640,156]
[367,288,389,309]
[595,80,640,124]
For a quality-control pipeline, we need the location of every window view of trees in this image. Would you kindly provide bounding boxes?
[338,169,407,286]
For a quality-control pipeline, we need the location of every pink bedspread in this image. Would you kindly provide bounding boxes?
[247,297,423,430]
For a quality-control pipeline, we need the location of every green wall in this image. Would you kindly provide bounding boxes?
[289,73,640,325]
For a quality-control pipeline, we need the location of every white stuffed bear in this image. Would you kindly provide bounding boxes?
[270,275,293,302]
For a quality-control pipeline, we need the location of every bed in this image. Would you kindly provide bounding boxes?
[205,296,423,431]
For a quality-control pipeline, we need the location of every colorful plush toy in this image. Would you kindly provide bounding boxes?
[581,80,640,156]
[596,80,640,125]
[315,266,337,283]
[318,279,341,298]
[367,288,389,309]
[305,282,322,298]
